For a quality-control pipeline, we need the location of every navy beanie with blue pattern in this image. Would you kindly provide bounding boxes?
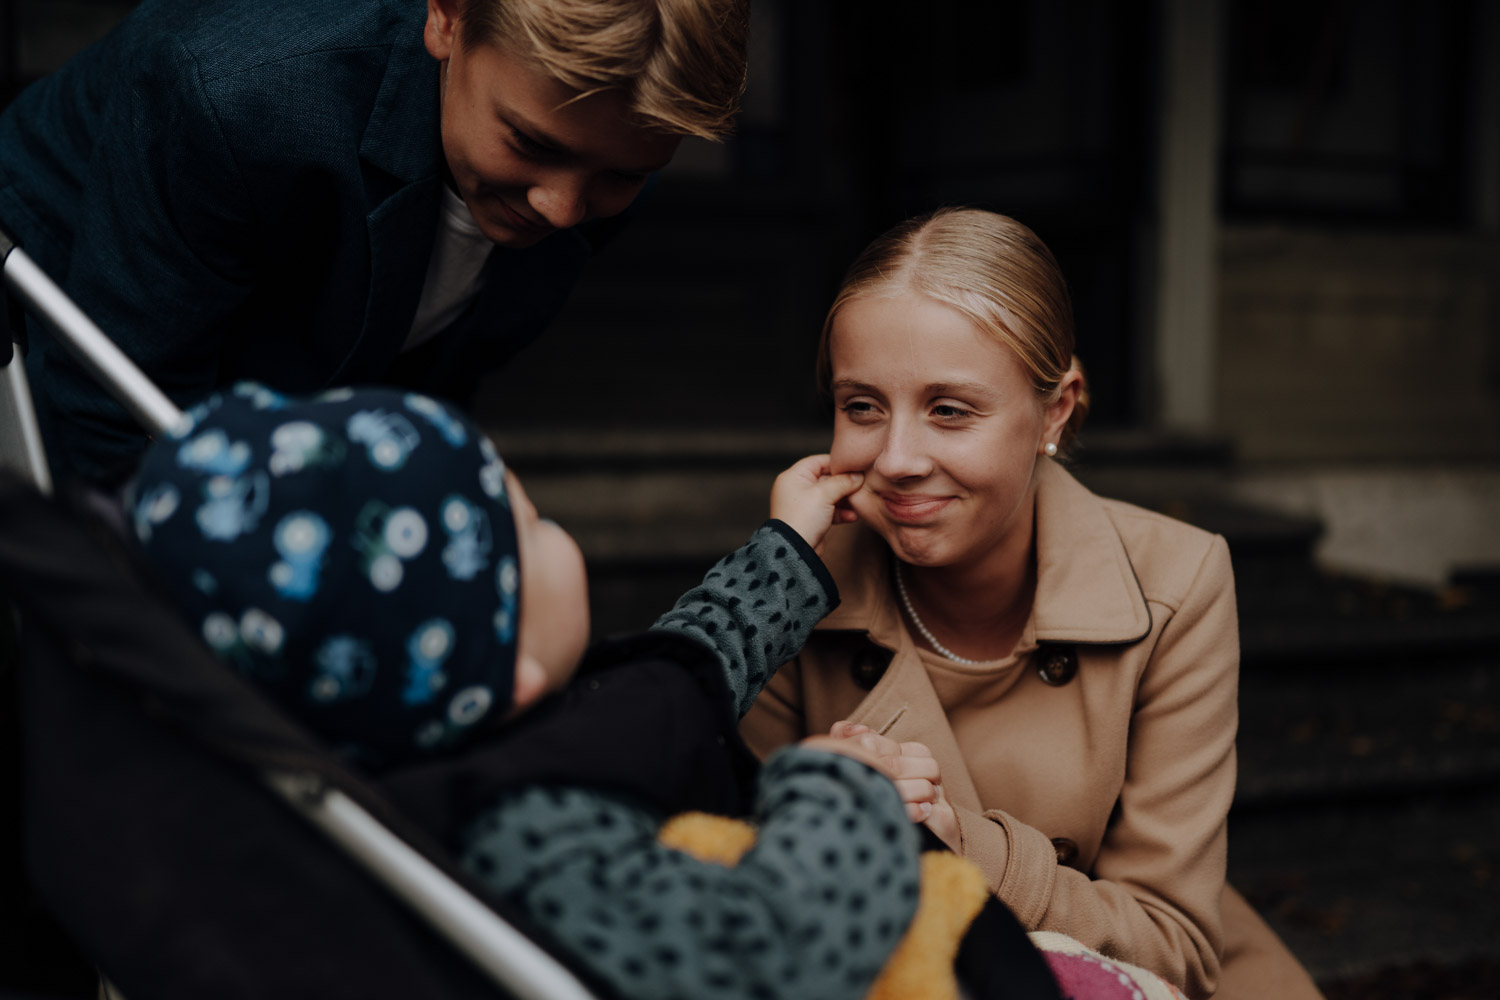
[129,382,520,770]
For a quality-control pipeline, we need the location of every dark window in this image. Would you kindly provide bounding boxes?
[1222,0,1475,225]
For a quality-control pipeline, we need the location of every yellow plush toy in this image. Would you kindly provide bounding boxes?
[658,813,992,1000]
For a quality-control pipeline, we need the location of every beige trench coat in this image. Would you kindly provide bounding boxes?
[743,459,1322,1000]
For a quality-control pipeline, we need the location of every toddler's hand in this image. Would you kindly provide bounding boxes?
[770,454,862,554]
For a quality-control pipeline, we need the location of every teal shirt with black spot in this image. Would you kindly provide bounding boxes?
[460,521,922,1000]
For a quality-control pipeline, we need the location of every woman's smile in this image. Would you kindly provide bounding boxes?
[876,490,955,523]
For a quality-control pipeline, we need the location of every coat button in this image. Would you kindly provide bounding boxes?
[1036,645,1077,686]
[1051,837,1079,866]
[850,649,891,691]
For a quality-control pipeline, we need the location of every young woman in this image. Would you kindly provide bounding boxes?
[742,208,1323,1000]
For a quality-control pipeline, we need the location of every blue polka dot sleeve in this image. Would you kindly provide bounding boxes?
[460,747,920,1000]
[649,520,839,719]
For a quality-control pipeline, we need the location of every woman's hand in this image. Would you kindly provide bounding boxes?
[770,454,862,554]
[828,722,961,850]
[798,734,897,780]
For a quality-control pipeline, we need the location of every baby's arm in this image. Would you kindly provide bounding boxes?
[651,455,861,717]
[461,744,920,1000]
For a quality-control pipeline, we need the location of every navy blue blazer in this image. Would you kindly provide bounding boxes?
[0,0,595,481]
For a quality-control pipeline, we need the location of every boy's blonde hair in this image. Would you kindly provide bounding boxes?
[458,0,750,140]
[819,207,1092,451]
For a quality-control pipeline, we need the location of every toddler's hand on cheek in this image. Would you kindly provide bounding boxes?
[770,454,863,554]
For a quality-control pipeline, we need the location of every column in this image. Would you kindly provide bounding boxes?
[1153,0,1225,432]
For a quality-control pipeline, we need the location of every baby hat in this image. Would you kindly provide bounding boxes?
[129,382,520,770]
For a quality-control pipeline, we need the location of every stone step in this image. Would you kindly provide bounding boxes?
[1228,787,1500,984]
[1234,563,1500,666]
[1235,651,1500,809]
[1320,957,1500,1000]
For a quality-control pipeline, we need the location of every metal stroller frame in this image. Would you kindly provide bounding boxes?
[0,224,599,1000]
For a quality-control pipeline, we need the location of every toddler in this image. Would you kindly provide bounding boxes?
[129,383,924,1000]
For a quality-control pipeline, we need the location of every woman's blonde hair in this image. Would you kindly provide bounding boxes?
[458,0,749,140]
[818,207,1091,451]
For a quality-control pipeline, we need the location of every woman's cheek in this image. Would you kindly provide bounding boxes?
[829,433,876,523]
[829,426,875,476]
[848,487,884,525]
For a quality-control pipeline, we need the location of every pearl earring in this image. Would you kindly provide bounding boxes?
[1043,442,1058,457]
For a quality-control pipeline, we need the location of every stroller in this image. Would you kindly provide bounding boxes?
[0,225,612,1000]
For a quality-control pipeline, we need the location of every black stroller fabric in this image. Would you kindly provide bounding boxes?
[0,471,1062,1000]
[381,629,763,840]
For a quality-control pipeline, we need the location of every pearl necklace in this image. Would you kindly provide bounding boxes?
[893,560,1003,667]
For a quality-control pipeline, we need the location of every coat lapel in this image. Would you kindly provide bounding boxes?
[333,12,443,385]
[1030,459,1152,644]
[336,180,442,384]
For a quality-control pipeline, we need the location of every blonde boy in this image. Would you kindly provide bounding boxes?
[0,0,748,481]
